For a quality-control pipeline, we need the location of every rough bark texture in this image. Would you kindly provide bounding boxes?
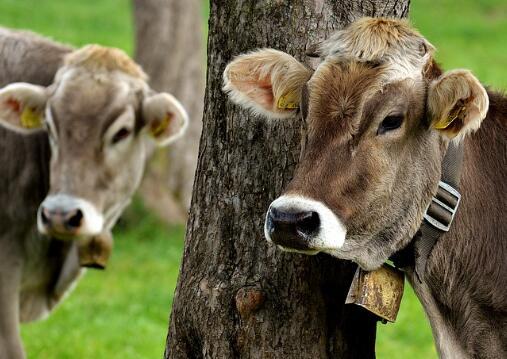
[133,0,204,223]
[166,1,409,357]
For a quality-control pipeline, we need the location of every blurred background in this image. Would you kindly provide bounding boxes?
[0,0,505,357]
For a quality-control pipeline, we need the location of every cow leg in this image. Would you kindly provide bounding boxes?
[0,263,25,359]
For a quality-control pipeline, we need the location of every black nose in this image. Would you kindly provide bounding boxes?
[40,206,84,234]
[266,207,320,250]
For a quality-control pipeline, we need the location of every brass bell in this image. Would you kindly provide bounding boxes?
[78,230,113,270]
[345,264,405,323]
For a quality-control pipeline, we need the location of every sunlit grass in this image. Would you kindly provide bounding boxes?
[21,200,184,359]
[410,0,507,89]
[0,0,133,53]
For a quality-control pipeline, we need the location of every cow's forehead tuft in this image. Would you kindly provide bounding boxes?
[314,17,434,83]
[63,44,147,80]
[49,69,137,124]
[309,60,384,97]
[319,17,434,60]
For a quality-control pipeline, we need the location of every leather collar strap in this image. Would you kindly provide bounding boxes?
[390,141,464,282]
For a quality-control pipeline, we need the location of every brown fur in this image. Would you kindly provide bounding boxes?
[224,17,506,357]
[425,90,507,357]
[287,61,437,269]
[428,69,489,139]
[291,65,504,359]
[288,66,505,357]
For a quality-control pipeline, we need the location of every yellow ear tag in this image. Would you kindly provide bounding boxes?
[433,105,466,130]
[277,92,299,110]
[151,112,173,137]
[20,107,42,129]
[433,116,454,130]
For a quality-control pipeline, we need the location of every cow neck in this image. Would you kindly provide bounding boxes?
[390,141,464,282]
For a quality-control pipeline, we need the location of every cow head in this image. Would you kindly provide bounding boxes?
[223,18,488,270]
[0,45,188,240]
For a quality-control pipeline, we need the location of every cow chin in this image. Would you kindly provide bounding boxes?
[327,233,397,271]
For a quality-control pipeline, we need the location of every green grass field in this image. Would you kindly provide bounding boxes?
[0,0,505,358]
[20,202,185,358]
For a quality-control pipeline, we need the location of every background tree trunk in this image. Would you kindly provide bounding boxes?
[166,1,409,357]
[132,0,204,223]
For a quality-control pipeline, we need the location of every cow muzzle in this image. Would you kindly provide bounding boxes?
[265,195,347,253]
[38,194,104,239]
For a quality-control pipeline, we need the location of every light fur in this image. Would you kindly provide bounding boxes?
[0,83,47,133]
[63,44,147,80]
[315,17,435,83]
[428,69,489,141]
[266,195,347,251]
[223,49,312,119]
[0,34,188,359]
[142,93,189,146]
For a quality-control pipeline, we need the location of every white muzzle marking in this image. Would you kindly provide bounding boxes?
[38,194,104,237]
[265,195,347,252]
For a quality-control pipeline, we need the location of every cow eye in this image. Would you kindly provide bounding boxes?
[377,115,404,135]
[111,127,132,144]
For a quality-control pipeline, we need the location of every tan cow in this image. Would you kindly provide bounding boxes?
[224,18,506,358]
[0,43,187,358]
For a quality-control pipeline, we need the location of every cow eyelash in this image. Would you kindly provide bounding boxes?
[377,115,404,135]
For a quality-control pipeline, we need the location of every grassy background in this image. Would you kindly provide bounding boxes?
[0,0,505,358]
[21,202,185,359]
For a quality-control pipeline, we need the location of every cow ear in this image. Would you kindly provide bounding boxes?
[223,49,312,120]
[142,93,188,146]
[0,83,48,133]
[428,70,488,140]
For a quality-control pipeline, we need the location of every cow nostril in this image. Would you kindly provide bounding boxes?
[40,207,51,225]
[267,207,320,251]
[269,208,320,231]
[65,209,83,229]
[296,211,320,236]
[268,207,280,223]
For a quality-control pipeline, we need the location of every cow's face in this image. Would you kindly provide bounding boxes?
[0,45,187,240]
[223,18,488,270]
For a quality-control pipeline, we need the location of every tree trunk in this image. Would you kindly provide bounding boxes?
[166,1,409,358]
[132,0,204,223]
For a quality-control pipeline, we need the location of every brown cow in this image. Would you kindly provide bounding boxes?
[224,18,506,358]
[0,38,188,358]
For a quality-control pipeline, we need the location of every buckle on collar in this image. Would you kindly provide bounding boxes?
[423,181,461,232]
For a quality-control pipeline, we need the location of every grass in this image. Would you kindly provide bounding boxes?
[0,0,133,53]
[410,0,507,90]
[21,201,185,359]
[0,0,505,358]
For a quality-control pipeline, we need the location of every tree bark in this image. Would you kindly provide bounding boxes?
[133,0,204,223]
[166,1,409,358]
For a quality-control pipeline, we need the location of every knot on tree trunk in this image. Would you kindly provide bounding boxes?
[235,285,265,320]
